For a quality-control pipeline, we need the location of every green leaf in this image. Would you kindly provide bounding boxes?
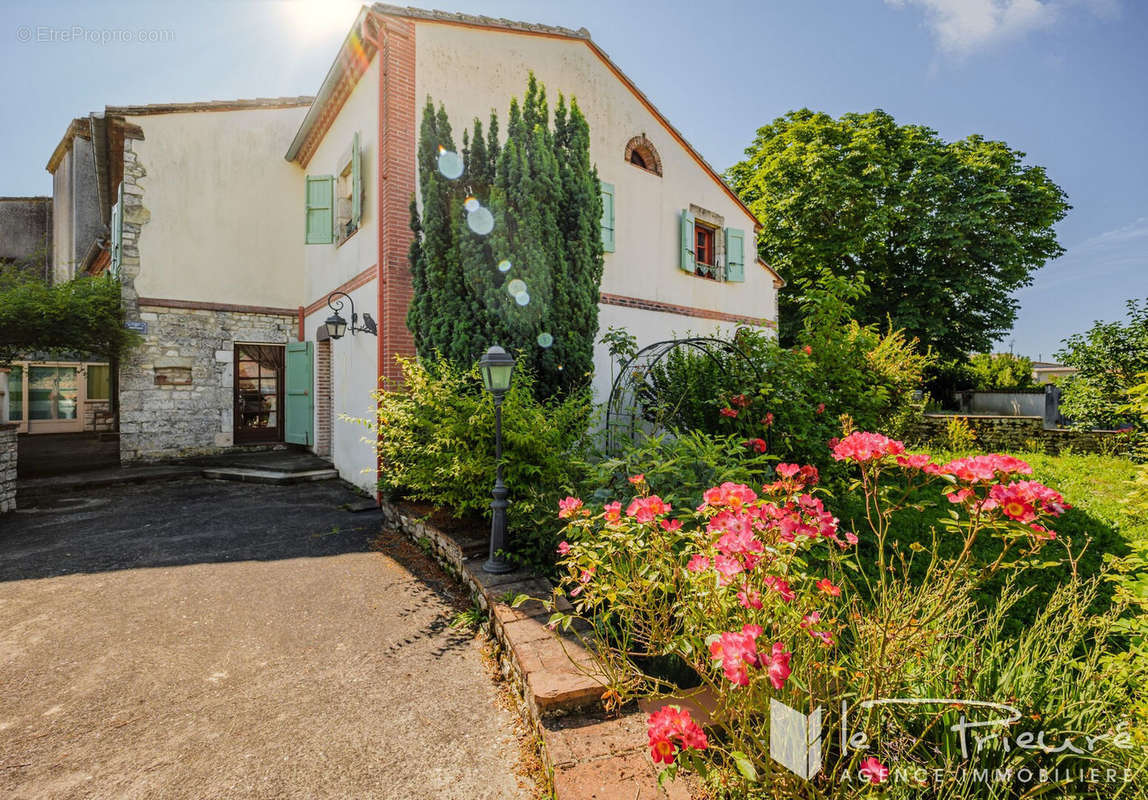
[731,751,758,782]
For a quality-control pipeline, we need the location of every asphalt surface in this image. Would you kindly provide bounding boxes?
[0,478,530,799]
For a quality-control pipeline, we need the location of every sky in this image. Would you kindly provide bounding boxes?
[1,0,1145,361]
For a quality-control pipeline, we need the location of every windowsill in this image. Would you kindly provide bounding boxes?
[626,161,661,177]
[335,224,361,248]
[693,264,723,282]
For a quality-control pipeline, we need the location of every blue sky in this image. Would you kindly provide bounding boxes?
[2,0,1145,360]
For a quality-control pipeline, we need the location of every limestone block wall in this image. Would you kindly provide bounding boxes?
[118,306,294,462]
[0,424,16,513]
[910,414,1122,455]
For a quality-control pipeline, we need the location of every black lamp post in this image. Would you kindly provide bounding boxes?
[324,291,377,340]
[478,345,515,573]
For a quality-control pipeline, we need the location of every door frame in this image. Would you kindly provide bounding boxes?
[233,343,285,444]
[12,361,92,434]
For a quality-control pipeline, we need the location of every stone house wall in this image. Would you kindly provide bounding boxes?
[0,424,16,513]
[910,414,1122,455]
[118,306,294,462]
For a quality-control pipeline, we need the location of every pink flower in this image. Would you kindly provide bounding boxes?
[896,453,941,474]
[628,473,645,485]
[844,532,859,545]
[648,706,708,765]
[762,412,775,426]
[720,407,739,419]
[831,432,906,464]
[816,402,825,415]
[859,757,889,784]
[939,454,1032,484]
[687,554,710,572]
[558,496,587,519]
[737,583,763,610]
[990,480,1069,521]
[743,437,768,454]
[816,578,841,597]
[762,575,795,603]
[763,642,792,690]
[709,625,763,686]
[730,393,749,408]
[701,482,758,510]
[557,541,571,556]
[803,345,812,355]
[626,495,671,523]
[603,501,622,523]
[713,554,745,585]
[776,463,800,479]
[660,518,682,532]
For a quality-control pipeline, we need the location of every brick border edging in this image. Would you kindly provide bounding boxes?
[377,502,687,799]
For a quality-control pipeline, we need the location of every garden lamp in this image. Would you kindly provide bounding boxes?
[478,345,515,573]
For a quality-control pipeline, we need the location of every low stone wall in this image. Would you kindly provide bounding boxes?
[118,305,294,462]
[911,414,1121,455]
[0,424,16,513]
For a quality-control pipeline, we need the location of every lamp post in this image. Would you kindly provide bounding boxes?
[324,291,377,340]
[478,345,515,574]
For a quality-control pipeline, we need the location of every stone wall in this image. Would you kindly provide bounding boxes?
[0,424,16,513]
[910,414,1122,455]
[119,306,294,462]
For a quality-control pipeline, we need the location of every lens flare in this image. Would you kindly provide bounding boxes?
[437,148,464,180]
[537,332,554,348]
[506,279,526,298]
[497,259,512,273]
[466,206,494,235]
[515,292,531,306]
[464,196,480,213]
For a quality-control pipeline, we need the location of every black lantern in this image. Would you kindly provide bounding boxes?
[324,291,376,340]
[478,345,516,573]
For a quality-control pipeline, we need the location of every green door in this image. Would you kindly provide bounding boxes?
[284,341,314,446]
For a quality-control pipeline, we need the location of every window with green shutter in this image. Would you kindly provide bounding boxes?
[600,181,615,252]
[305,175,334,244]
[724,227,746,282]
[679,208,695,273]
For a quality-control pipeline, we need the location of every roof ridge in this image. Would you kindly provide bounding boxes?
[105,96,316,115]
[370,4,591,40]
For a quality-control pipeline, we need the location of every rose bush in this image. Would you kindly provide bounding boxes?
[549,432,1147,797]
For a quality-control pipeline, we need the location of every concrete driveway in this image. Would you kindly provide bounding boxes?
[0,478,531,799]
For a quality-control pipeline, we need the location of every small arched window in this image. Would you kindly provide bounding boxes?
[624,134,662,177]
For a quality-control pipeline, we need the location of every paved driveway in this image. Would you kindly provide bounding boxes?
[0,478,530,799]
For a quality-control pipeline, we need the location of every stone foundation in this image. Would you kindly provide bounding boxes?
[0,424,16,513]
[118,306,295,462]
[910,414,1122,455]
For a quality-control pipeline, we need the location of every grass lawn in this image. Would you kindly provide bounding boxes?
[832,450,1148,635]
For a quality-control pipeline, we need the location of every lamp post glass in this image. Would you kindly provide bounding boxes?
[325,313,347,340]
[479,346,516,573]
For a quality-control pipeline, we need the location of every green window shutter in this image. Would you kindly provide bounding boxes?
[110,182,123,275]
[724,227,746,282]
[351,131,362,228]
[679,209,695,272]
[599,181,615,252]
[305,175,334,244]
[284,341,314,446]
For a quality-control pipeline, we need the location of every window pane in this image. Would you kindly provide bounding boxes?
[28,366,78,420]
[87,364,111,400]
[8,365,22,421]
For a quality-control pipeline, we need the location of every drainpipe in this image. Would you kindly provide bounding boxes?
[362,10,386,506]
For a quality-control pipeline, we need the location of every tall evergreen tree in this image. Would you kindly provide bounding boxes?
[408,75,604,398]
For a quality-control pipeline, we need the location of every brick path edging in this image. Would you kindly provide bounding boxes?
[377,502,690,799]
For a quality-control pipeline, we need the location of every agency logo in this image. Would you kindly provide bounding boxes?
[770,698,823,779]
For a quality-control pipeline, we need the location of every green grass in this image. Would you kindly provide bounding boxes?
[830,450,1148,634]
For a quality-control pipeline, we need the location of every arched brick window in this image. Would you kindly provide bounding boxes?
[624,134,662,176]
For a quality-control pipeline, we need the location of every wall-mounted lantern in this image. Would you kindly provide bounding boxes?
[324,291,377,340]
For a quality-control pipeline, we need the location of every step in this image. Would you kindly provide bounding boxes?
[200,467,339,485]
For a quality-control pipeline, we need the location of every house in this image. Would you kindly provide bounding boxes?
[33,5,780,491]
[1031,361,1077,385]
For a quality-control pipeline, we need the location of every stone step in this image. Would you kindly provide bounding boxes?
[200,467,339,485]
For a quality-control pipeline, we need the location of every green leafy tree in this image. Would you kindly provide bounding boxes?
[1056,299,1148,430]
[408,74,604,398]
[968,352,1035,390]
[726,109,1070,361]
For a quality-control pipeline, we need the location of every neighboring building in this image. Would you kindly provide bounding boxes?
[33,5,781,491]
[0,196,52,279]
[1031,361,1077,384]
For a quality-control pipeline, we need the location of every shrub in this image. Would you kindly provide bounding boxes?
[548,435,1147,797]
[942,415,978,452]
[360,356,591,571]
[968,352,1035,390]
[1056,298,1148,430]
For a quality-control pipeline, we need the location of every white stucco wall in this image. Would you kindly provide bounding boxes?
[127,106,308,308]
[298,56,381,490]
[51,151,74,284]
[303,282,379,493]
[413,22,777,326]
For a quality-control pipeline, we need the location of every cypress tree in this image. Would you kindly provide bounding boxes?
[408,77,604,398]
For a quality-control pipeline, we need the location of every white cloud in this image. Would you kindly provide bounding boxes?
[886,0,1119,56]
